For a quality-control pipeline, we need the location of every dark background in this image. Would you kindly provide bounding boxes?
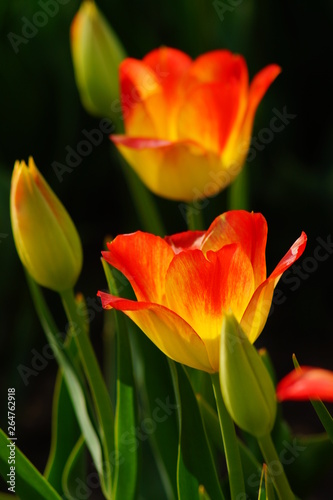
[1,0,333,498]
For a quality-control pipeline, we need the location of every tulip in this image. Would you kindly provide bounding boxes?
[70,0,126,124]
[98,210,306,372]
[10,157,83,292]
[277,367,333,402]
[111,47,281,201]
[219,312,277,437]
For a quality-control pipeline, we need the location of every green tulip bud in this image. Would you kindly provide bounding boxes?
[70,0,126,126]
[219,312,277,438]
[10,157,83,292]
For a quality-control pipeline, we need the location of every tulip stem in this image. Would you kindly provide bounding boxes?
[211,373,245,500]
[227,167,249,211]
[117,153,166,236]
[186,201,205,230]
[257,433,295,500]
[60,288,114,499]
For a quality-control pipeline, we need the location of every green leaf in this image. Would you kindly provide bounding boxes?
[169,363,224,500]
[60,288,115,498]
[25,274,104,484]
[197,394,262,500]
[102,260,138,499]
[62,435,87,500]
[103,260,178,499]
[130,330,178,500]
[0,429,61,500]
[44,343,81,493]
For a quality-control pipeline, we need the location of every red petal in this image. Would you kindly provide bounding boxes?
[269,231,307,284]
[143,47,192,95]
[165,230,205,254]
[187,50,248,89]
[102,231,174,304]
[202,211,268,288]
[97,291,213,372]
[177,81,244,154]
[241,64,281,140]
[277,367,333,402]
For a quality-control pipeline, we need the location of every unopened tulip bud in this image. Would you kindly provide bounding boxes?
[10,157,83,292]
[219,312,277,438]
[70,0,126,125]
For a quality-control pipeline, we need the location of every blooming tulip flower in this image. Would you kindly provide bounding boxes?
[277,367,333,402]
[10,157,83,292]
[111,47,281,201]
[70,0,125,123]
[98,210,306,372]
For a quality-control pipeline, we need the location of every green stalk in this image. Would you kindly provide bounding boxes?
[227,167,249,211]
[186,201,205,230]
[211,373,245,499]
[257,433,295,500]
[60,288,114,499]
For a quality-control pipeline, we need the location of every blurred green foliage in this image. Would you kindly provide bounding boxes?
[1,0,333,497]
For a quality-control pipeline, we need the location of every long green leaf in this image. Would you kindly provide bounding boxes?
[169,363,224,500]
[102,260,138,499]
[44,343,81,493]
[197,394,263,500]
[25,274,103,484]
[60,288,115,498]
[0,429,61,500]
[62,435,87,500]
[129,329,178,500]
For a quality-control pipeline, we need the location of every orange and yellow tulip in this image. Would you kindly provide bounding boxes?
[277,367,333,402]
[111,47,281,201]
[98,210,306,373]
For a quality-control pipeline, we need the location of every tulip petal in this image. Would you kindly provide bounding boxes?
[241,231,307,343]
[97,291,213,372]
[202,211,268,288]
[269,231,307,285]
[111,136,223,201]
[165,230,205,254]
[102,231,174,303]
[177,81,243,154]
[183,51,249,157]
[241,64,281,143]
[143,47,192,96]
[187,50,248,89]
[277,368,333,402]
[120,58,161,137]
[165,245,255,371]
